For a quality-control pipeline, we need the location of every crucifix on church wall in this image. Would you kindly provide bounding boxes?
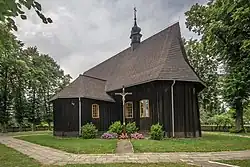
[115,85,132,126]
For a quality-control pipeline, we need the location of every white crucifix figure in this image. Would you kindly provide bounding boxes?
[115,85,132,126]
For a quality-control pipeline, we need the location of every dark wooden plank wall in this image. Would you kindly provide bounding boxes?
[53,80,201,137]
[148,81,201,137]
[109,82,159,131]
[53,98,116,133]
[81,98,116,131]
[53,98,79,133]
[172,82,201,137]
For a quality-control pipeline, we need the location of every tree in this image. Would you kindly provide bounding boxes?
[11,54,30,130]
[0,24,71,132]
[0,24,21,132]
[184,39,221,119]
[0,0,52,31]
[185,0,250,131]
[21,47,71,131]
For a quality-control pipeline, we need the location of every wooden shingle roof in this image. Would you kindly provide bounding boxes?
[50,75,115,102]
[51,22,204,101]
[84,22,205,91]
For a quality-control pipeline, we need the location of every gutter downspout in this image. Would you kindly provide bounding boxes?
[171,80,176,138]
[79,97,81,136]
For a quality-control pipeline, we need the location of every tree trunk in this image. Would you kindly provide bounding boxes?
[31,88,36,132]
[31,123,35,131]
[235,100,244,131]
[0,123,7,133]
[2,67,9,132]
[3,123,7,133]
[48,122,51,131]
[19,124,23,132]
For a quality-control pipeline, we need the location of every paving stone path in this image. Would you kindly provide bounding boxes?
[115,139,134,154]
[190,160,240,167]
[1,136,250,166]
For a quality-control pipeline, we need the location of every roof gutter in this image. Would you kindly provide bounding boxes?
[171,80,176,138]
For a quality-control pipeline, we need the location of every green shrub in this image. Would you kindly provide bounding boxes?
[125,122,138,135]
[150,123,164,140]
[229,127,246,133]
[81,123,98,139]
[108,121,123,135]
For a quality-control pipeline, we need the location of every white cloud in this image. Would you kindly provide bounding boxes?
[14,0,207,79]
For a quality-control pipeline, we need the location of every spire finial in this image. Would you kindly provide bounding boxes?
[134,7,137,25]
[134,7,137,21]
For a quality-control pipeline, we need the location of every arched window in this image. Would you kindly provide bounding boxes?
[125,102,133,118]
[140,99,149,118]
[92,104,99,118]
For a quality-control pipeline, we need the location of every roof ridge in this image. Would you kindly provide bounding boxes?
[81,74,107,81]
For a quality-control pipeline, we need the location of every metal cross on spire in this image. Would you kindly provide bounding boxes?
[134,7,137,21]
[115,85,132,125]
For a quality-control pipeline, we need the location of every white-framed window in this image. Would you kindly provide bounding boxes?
[140,99,150,118]
[125,102,133,118]
[92,104,99,118]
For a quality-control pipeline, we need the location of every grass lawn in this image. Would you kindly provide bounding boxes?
[219,160,250,167]
[0,143,192,167]
[132,133,250,153]
[16,134,117,154]
[0,143,41,167]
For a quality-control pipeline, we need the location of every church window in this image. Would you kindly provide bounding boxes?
[140,100,149,118]
[125,102,133,118]
[92,104,99,118]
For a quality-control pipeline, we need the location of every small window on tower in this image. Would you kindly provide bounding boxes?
[92,104,99,118]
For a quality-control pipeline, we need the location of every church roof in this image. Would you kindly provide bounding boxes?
[50,74,115,102]
[84,22,205,92]
[50,22,204,102]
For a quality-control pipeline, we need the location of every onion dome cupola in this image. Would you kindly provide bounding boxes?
[130,7,142,50]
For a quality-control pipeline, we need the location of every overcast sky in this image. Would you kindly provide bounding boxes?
[14,0,207,79]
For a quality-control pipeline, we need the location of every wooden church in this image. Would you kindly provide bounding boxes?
[50,9,205,138]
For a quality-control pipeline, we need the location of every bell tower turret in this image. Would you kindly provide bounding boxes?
[130,7,142,50]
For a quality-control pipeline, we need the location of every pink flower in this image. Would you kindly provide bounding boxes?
[131,132,144,139]
[119,133,129,139]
